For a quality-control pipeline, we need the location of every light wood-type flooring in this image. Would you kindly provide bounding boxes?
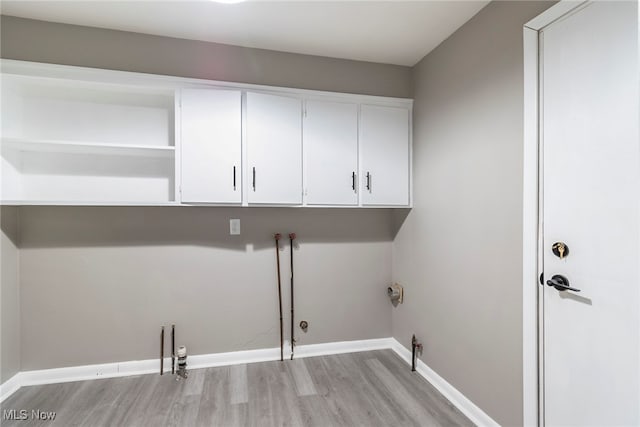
[1,349,473,426]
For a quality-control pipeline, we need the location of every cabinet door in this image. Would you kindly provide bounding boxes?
[360,105,410,206]
[181,89,241,203]
[246,92,302,204]
[304,100,358,205]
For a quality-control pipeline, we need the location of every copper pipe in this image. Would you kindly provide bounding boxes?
[289,233,296,360]
[275,233,284,362]
[171,324,175,375]
[160,326,165,375]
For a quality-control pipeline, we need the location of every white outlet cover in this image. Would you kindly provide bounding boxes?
[230,219,241,235]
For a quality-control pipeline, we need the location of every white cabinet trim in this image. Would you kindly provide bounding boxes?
[1,60,413,107]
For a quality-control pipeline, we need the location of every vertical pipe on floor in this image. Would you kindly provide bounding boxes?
[171,324,175,375]
[411,334,417,372]
[289,233,296,360]
[275,233,284,361]
[160,326,165,375]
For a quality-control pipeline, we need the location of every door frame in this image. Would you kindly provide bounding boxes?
[522,2,591,426]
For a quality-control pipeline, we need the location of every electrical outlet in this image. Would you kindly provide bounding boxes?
[230,219,241,235]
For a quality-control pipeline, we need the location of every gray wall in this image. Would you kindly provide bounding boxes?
[19,207,392,370]
[1,206,20,382]
[0,4,558,425]
[0,14,409,372]
[391,2,553,426]
[0,16,412,98]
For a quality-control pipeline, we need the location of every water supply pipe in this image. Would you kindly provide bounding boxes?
[289,233,297,360]
[171,324,175,375]
[160,326,165,375]
[275,233,284,361]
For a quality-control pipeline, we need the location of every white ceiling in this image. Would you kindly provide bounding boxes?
[1,1,490,66]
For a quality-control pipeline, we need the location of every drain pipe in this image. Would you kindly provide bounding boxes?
[411,335,423,372]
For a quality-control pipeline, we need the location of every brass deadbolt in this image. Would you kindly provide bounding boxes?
[552,242,569,259]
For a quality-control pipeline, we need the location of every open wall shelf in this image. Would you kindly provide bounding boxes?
[2,138,176,158]
[1,148,176,204]
[1,70,177,204]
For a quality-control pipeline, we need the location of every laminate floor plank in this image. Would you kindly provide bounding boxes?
[229,364,248,405]
[375,350,475,427]
[1,350,474,427]
[105,373,160,427]
[286,359,317,397]
[320,353,391,426]
[78,376,140,427]
[194,365,229,426]
[166,394,200,427]
[50,380,100,427]
[347,353,418,427]
[294,394,337,427]
[366,358,439,425]
[140,374,186,427]
[299,356,351,426]
[304,355,360,426]
[334,352,411,427]
[19,382,80,427]
[246,361,275,427]
[182,369,205,397]
[223,402,249,427]
[247,360,304,427]
[275,363,306,427]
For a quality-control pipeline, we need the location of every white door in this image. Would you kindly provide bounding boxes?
[304,100,358,205]
[360,105,410,206]
[541,2,639,425]
[181,89,241,203]
[246,92,302,204]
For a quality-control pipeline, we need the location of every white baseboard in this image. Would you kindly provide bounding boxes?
[294,337,394,359]
[1,336,499,427]
[0,373,21,403]
[188,338,394,369]
[389,338,499,427]
[188,346,280,369]
[0,337,392,403]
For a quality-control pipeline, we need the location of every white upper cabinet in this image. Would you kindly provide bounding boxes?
[360,105,410,206]
[1,60,412,207]
[180,89,241,204]
[303,100,358,206]
[246,92,302,205]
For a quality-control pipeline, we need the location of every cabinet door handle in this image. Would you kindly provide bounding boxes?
[352,172,356,191]
[252,167,256,191]
[233,166,237,191]
[366,172,371,191]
